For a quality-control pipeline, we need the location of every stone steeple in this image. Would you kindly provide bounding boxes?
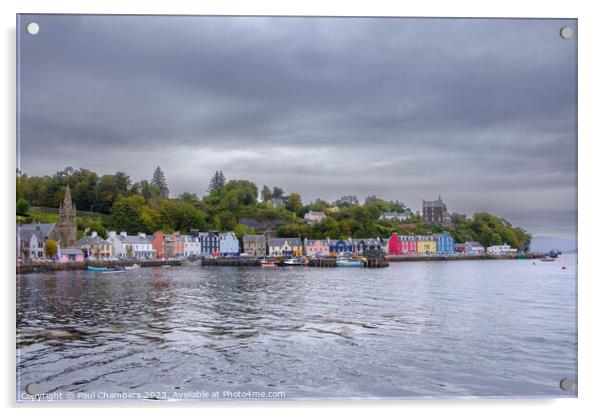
[51,185,77,247]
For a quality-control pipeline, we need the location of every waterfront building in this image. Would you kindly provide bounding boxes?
[417,235,437,255]
[243,235,267,257]
[183,234,201,258]
[380,238,390,255]
[304,239,330,257]
[110,232,157,259]
[268,238,303,256]
[219,232,240,256]
[123,233,156,259]
[328,238,353,256]
[198,232,220,257]
[75,231,112,259]
[487,244,517,255]
[465,241,485,255]
[50,185,77,247]
[434,232,455,255]
[165,232,185,258]
[379,211,410,222]
[304,211,327,223]
[106,231,126,257]
[389,233,418,256]
[399,235,418,255]
[18,226,45,260]
[57,248,85,262]
[422,196,452,225]
[20,223,55,240]
[454,243,466,254]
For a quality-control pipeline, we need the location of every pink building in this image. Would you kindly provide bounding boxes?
[304,239,330,257]
[58,248,85,262]
[388,233,417,255]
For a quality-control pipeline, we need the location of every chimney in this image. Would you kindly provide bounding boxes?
[120,231,127,237]
[109,231,116,237]
[138,232,146,238]
[91,231,98,238]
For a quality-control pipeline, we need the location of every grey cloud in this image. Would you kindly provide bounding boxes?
[17,15,577,238]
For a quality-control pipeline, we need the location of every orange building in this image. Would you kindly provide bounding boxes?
[152,231,185,259]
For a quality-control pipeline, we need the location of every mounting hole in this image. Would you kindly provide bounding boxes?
[25,383,39,394]
[559,26,573,39]
[26,22,40,35]
[559,377,573,391]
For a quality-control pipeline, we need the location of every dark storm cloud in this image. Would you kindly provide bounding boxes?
[17,15,577,238]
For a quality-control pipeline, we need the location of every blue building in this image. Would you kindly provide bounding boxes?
[435,232,455,255]
[219,232,240,256]
[329,239,353,255]
[198,232,220,257]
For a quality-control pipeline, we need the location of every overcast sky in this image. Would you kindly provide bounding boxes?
[17,15,577,239]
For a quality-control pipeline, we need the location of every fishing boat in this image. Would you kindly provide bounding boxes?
[125,264,140,270]
[260,259,278,268]
[540,256,555,262]
[283,258,302,266]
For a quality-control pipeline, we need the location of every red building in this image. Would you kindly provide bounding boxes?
[152,231,167,259]
[153,231,185,259]
[388,232,418,256]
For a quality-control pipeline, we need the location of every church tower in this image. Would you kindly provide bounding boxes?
[53,185,77,247]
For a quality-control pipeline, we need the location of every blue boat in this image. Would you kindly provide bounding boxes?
[87,266,125,273]
[336,260,364,268]
[87,266,108,272]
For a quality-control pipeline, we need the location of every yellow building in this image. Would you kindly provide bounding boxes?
[416,236,436,255]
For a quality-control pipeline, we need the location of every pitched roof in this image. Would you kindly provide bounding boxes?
[61,248,84,255]
[19,227,44,242]
[243,234,266,243]
[20,223,55,239]
[75,234,107,246]
[268,237,301,246]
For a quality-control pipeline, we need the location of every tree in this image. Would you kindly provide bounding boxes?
[335,195,359,208]
[260,185,272,202]
[491,233,503,246]
[151,166,169,198]
[208,170,226,194]
[110,195,148,233]
[16,198,29,216]
[45,239,58,258]
[287,193,302,212]
[272,187,284,199]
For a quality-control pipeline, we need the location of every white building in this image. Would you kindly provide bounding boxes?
[487,244,518,255]
[183,234,201,258]
[304,211,327,223]
[379,211,411,221]
[219,232,240,256]
[107,231,155,259]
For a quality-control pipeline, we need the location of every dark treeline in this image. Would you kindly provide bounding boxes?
[16,167,532,250]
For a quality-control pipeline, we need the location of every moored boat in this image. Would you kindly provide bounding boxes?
[260,259,278,268]
[87,266,107,272]
[125,264,140,270]
[336,259,364,267]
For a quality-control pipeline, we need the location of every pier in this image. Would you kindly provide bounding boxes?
[16,259,183,274]
[201,258,261,267]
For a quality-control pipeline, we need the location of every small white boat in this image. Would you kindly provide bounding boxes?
[261,260,278,268]
[125,264,140,270]
[540,256,555,262]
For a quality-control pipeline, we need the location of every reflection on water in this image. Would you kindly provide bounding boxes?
[17,255,577,399]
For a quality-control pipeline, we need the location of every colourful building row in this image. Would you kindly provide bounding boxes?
[388,232,455,255]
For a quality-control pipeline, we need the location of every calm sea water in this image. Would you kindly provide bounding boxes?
[16,254,577,400]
